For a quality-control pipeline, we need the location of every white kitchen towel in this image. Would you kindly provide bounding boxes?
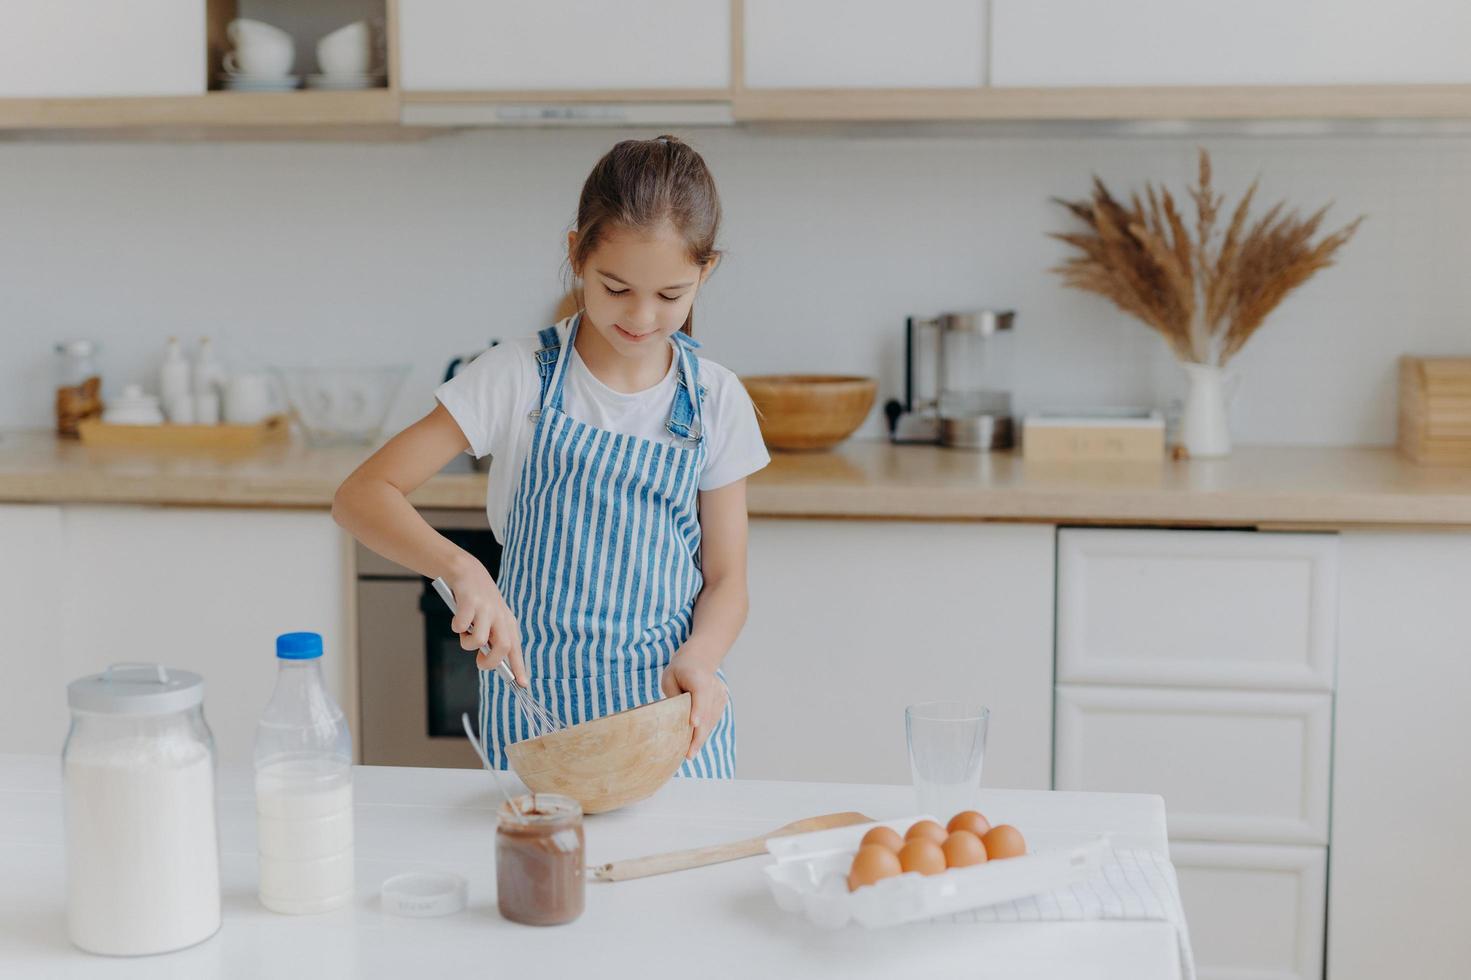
[940,847,1197,980]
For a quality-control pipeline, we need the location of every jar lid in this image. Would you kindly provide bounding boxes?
[381,872,467,918]
[67,663,204,716]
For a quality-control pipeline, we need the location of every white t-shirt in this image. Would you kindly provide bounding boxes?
[436,319,771,543]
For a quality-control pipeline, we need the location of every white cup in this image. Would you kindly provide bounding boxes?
[223,49,294,77]
[224,373,277,425]
[227,18,293,48]
[225,19,295,76]
[316,21,373,77]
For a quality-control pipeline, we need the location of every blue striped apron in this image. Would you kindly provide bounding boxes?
[480,314,737,779]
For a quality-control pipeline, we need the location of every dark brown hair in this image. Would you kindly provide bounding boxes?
[568,135,722,335]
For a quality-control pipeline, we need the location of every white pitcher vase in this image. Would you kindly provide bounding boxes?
[1179,362,1235,458]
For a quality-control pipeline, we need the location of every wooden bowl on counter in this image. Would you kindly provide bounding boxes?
[505,693,691,814]
[740,375,878,451]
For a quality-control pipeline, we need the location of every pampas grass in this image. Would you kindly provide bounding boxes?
[1050,149,1363,366]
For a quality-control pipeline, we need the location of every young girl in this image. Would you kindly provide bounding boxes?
[333,136,769,778]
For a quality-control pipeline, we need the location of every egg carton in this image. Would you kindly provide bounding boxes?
[763,815,1109,930]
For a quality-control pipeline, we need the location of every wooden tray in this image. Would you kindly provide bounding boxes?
[77,414,288,450]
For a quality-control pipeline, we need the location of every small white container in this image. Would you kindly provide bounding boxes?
[0,1,206,98]
[763,816,1107,930]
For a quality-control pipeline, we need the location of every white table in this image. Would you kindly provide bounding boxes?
[0,755,1183,979]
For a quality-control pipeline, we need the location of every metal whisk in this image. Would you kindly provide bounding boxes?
[431,577,561,739]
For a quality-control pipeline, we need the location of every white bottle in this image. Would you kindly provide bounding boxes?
[254,632,354,915]
[193,337,224,425]
[160,337,193,424]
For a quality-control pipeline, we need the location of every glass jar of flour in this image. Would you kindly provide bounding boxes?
[63,664,221,956]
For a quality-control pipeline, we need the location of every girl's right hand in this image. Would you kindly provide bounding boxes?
[443,558,527,687]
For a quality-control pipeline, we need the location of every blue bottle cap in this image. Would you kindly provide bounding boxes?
[276,632,323,660]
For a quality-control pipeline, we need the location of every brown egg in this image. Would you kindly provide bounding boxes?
[982,824,1027,860]
[847,844,903,891]
[898,839,948,876]
[947,810,992,839]
[904,819,948,845]
[941,830,987,868]
[860,826,904,852]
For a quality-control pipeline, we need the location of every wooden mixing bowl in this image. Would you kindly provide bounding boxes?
[505,693,692,814]
[740,375,878,451]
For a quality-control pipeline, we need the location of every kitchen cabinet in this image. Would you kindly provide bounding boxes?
[742,0,986,89]
[398,0,731,93]
[1058,528,1338,690]
[1172,842,1326,980]
[1329,532,1471,980]
[1056,685,1332,844]
[1054,527,1338,980]
[0,0,207,99]
[727,519,1054,789]
[0,505,68,756]
[990,0,1471,87]
[0,505,352,768]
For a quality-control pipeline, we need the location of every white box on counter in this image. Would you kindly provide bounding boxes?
[764,816,1108,930]
[0,1,207,98]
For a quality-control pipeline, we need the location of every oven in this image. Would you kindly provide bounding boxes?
[356,509,502,768]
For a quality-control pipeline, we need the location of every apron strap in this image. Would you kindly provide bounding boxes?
[666,332,706,444]
[532,314,579,419]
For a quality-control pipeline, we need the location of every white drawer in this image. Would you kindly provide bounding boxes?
[1172,842,1326,980]
[1058,529,1338,691]
[1055,686,1331,844]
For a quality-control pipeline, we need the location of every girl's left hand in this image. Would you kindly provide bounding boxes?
[660,656,727,761]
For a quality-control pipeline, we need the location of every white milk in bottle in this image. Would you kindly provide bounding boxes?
[254,632,354,914]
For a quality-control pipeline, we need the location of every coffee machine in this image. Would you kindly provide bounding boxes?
[883,310,1016,450]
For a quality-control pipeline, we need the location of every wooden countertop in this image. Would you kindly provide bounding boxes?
[2,429,1469,529]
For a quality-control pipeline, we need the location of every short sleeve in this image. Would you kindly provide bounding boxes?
[699,366,771,492]
[434,342,529,460]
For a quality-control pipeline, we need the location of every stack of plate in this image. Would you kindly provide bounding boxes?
[304,72,386,90]
[220,72,300,92]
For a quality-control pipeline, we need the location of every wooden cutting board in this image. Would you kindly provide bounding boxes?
[590,811,875,882]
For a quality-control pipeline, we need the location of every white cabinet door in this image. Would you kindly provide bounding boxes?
[1055,686,1332,844]
[991,0,1471,87]
[726,520,1054,788]
[58,507,351,769]
[1172,842,1326,980]
[1330,532,1471,980]
[743,0,987,89]
[399,0,731,92]
[1057,529,1338,691]
[0,505,68,755]
[0,0,205,98]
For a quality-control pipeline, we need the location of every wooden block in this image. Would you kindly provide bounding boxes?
[1022,413,1165,462]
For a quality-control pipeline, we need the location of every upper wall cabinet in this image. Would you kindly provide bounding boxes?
[990,0,1471,87]
[398,0,731,93]
[743,0,986,89]
[0,0,207,98]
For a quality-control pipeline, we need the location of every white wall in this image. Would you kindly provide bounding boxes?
[2,127,1467,445]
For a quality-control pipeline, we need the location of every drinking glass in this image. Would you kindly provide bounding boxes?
[905,701,989,818]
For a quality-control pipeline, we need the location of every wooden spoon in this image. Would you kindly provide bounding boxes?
[590,811,876,882]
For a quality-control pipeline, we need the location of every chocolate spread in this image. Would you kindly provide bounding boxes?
[496,794,584,926]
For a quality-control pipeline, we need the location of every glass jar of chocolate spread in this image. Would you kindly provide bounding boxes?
[496,794,584,926]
